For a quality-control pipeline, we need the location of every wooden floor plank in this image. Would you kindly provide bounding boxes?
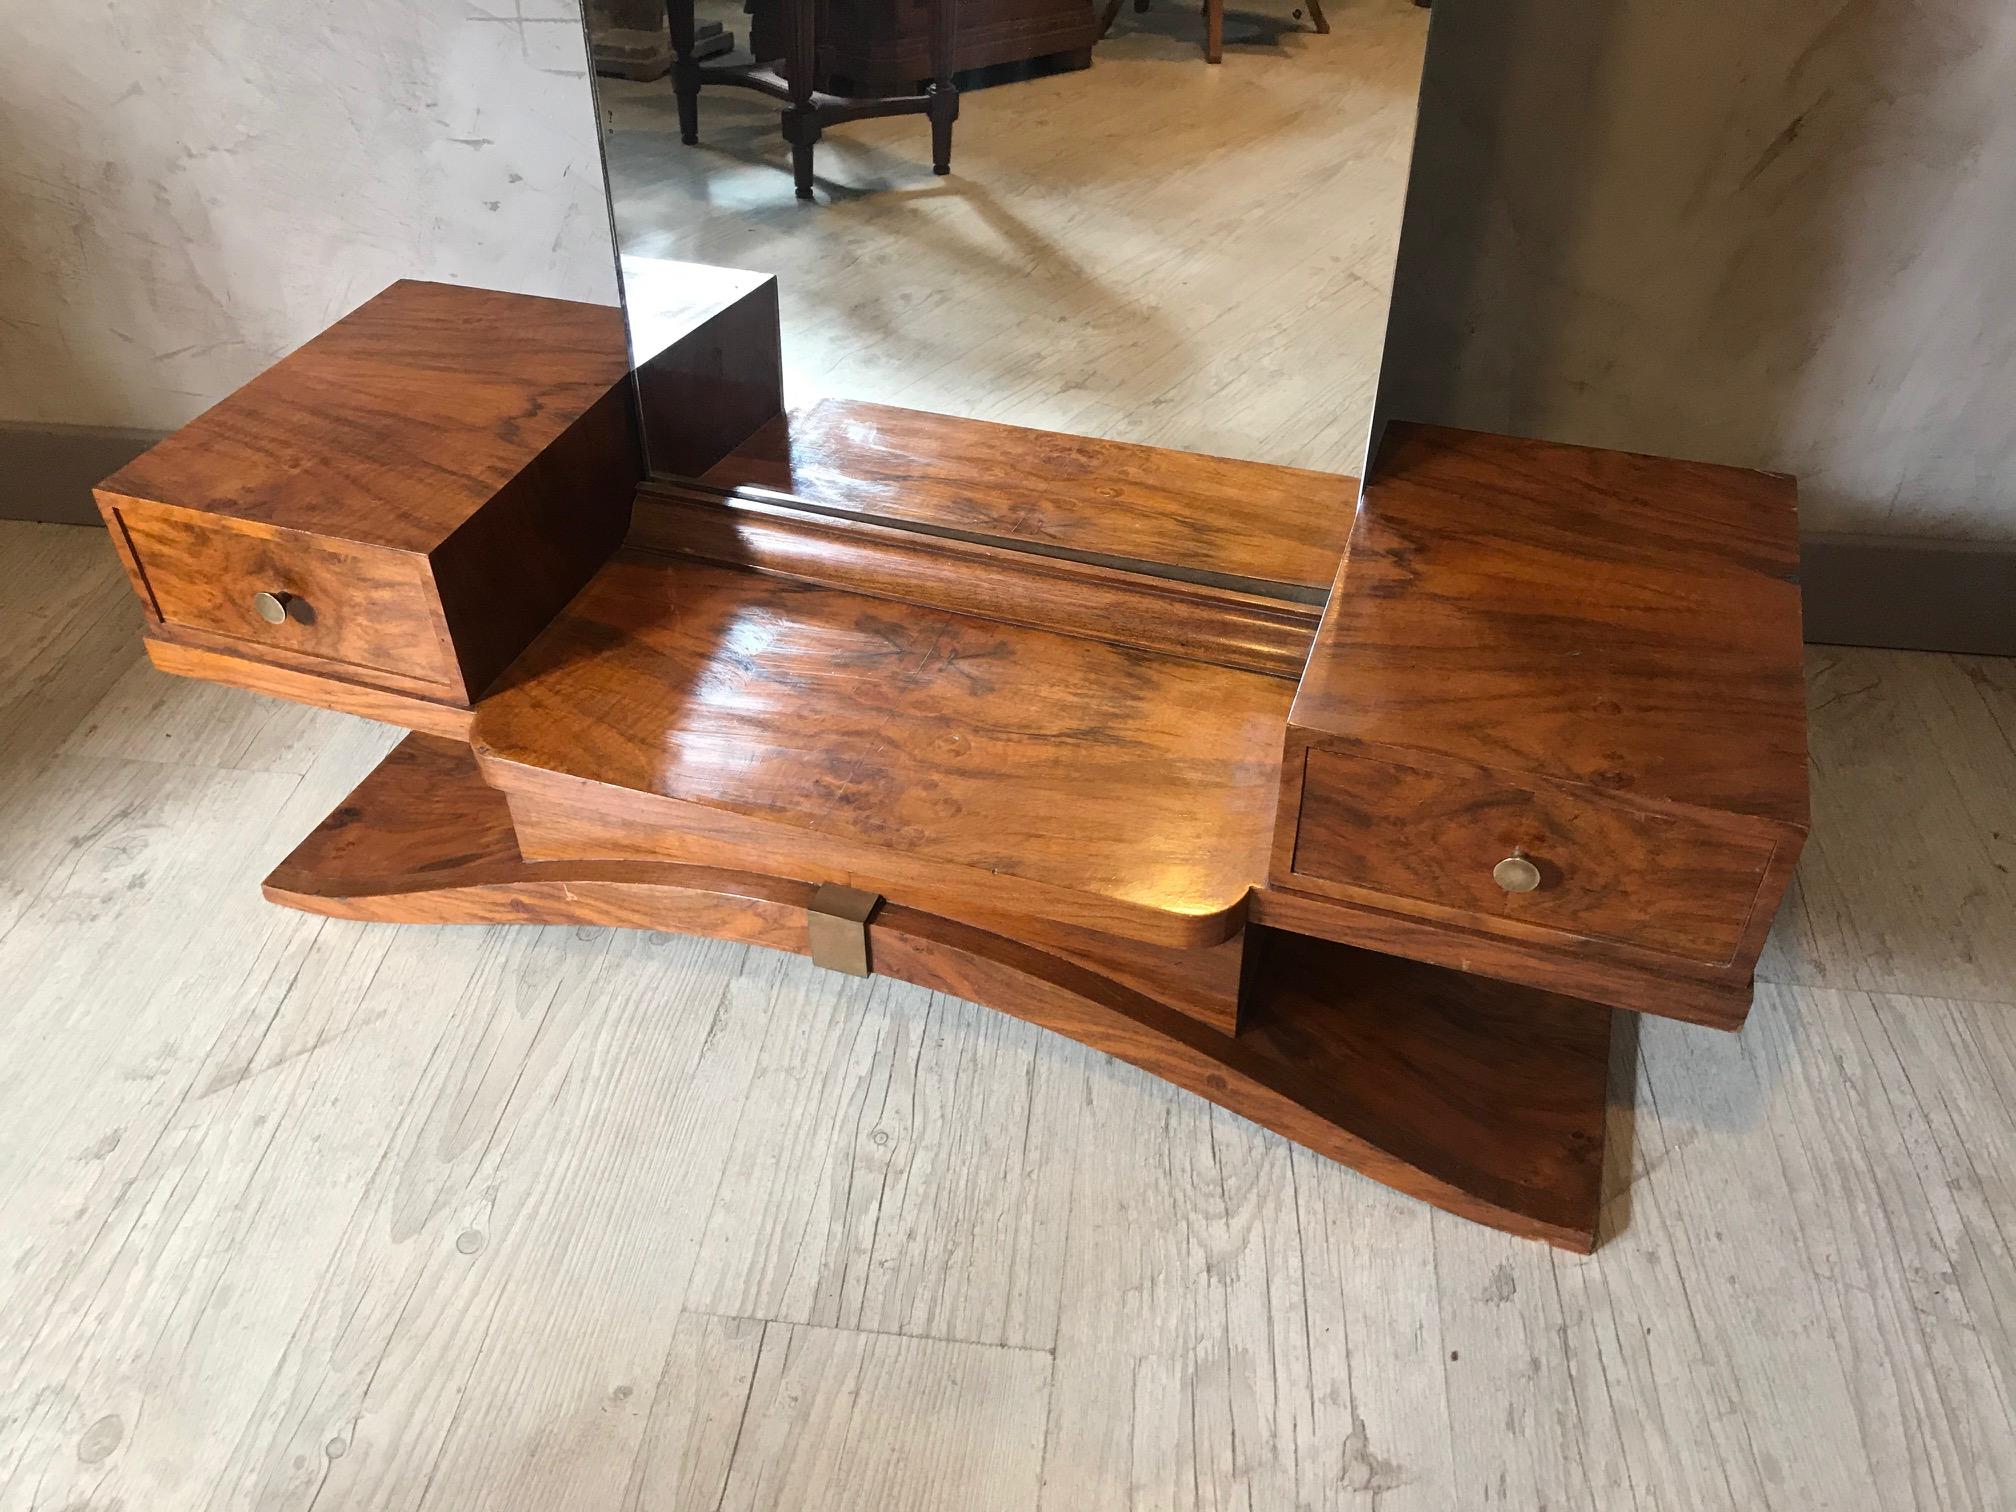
[710,1317,1051,1512]
[200,925,659,1512]
[622,1311,767,1511]
[685,970,1079,1351]
[1761,647,2016,1003]
[1037,1060,1360,1511]
[60,650,376,779]
[372,930,775,1512]
[0,757,413,1510]
[0,522,141,768]
[1756,984,2016,1509]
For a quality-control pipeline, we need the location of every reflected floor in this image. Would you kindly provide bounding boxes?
[601,0,1429,478]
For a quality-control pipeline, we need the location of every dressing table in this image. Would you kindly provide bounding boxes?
[94,267,1806,1252]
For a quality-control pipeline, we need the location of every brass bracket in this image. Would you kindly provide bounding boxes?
[807,883,881,976]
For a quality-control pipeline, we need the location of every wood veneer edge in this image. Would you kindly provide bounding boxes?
[144,635,474,739]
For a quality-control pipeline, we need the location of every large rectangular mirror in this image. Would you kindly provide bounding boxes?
[583,0,1432,590]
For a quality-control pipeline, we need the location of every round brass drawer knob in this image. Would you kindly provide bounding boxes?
[251,590,296,625]
[1493,854,1542,894]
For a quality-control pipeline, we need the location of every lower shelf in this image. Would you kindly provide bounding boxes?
[267,734,1617,1251]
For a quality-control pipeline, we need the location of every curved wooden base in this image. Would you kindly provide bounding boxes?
[269,736,1615,1251]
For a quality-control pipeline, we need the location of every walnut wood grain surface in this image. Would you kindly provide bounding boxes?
[699,398,1358,596]
[1271,423,1810,1023]
[469,551,1291,949]
[622,260,785,479]
[95,280,644,703]
[872,920,1609,1251]
[1237,929,1609,1246]
[110,500,459,688]
[503,785,1244,1034]
[142,636,476,741]
[1250,881,1753,1030]
[98,281,631,553]
[1290,746,1785,965]
[264,732,811,951]
[266,734,1611,1249]
[1291,422,1809,827]
[627,485,1321,678]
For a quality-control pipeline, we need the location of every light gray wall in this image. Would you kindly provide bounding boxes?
[0,0,619,444]
[1378,0,2016,542]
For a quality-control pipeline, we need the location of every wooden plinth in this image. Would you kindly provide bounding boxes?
[268,734,1615,1251]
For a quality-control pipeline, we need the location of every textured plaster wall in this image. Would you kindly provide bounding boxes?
[0,0,620,434]
[1379,0,2016,540]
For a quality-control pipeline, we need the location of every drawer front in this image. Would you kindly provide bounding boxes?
[1290,747,1781,965]
[115,503,458,690]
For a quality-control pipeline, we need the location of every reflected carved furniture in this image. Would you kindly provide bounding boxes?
[668,0,958,197]
[1097,0,1328,65]
[750,0,1096,93]
[95,270,1808,1252]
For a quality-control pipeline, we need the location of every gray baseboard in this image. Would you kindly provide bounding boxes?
[5,423,2006,657]
[0,421,167,526]
[1801,533,2015,657]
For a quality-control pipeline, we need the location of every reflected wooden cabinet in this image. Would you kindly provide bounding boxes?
[95,270,1809,1253]
[750,0,1097,90]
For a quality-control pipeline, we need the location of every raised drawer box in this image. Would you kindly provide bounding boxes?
[95,280,645,708]
[1265,424,1810,1028]
[1288,747,1786,966]
[111,500,463,692]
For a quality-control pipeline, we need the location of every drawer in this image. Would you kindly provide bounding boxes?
[1288,747,1783,965]
[113,502,459,690]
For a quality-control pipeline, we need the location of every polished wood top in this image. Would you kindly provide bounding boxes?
[1291,423,1808,828]
[699,398,1357,597]
[470,551,1292,945]
[100,281,630,553]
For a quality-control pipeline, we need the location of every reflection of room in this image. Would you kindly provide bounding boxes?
[592,0,1429,472]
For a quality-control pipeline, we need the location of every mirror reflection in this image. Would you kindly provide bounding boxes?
[585,0,1431,584]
